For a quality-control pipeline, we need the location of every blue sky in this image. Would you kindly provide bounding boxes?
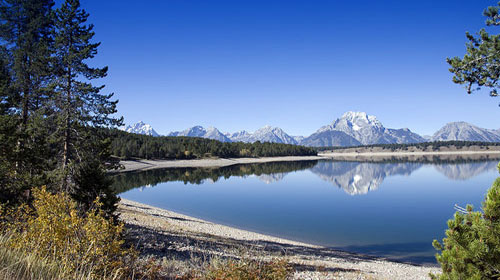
[81,0,499,136]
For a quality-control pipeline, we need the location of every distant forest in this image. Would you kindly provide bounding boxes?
[108,129,317,159]
[321,141,500,151]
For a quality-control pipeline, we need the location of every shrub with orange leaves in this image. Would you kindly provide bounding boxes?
[2,187,135,278]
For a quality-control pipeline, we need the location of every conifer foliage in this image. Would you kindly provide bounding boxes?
[0,0,56,202]
[0,0,122,213]
[448,2,500,99]
[432,164,500,279]
[51,0,122,205]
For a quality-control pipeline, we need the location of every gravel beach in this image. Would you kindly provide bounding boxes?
[118,198,440,279]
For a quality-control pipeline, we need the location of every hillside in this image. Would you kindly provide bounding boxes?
[108,129,317,160]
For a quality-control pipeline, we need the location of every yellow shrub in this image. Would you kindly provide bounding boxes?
[239,149,251,157]
[4,187,135,278]
[201,258,293,280]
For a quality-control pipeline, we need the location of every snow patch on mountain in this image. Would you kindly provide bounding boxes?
[124,121,159,136]
[247,125,297,144]
[431,122,500,142]
[168,126,231,142]
[304,111,424,146]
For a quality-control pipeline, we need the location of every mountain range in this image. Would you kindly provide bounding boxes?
[123,111,500,147]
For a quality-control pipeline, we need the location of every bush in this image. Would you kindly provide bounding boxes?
[183,258,293,280]
[1,187,134,279]
[431,165,500,279]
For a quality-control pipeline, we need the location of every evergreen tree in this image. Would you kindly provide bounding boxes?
[448,2,500,100]
[51,0,122,210]
[0,0,55,201]
[432,165,500,279]
[0,0,54,125]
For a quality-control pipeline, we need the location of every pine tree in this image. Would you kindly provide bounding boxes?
[448,2,500,99]
[0,0,55,201]
[432,165,500,279]
[0,0,54,125]
[51,0,122,211]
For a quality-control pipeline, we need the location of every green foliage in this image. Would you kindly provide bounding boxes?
[0,0,57,203]
[73,159,119,219]
[431,165,500,279]
[109,129,317,160]
[447,2,500,99]
[51,0,122,190]
[0,0,122,213]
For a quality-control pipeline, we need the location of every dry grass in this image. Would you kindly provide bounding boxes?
[0,235,108,280]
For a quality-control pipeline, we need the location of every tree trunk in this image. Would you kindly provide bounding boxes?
[62,68,71,191]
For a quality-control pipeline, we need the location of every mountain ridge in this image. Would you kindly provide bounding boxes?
[123,115,500,147]
[431,121,500,142]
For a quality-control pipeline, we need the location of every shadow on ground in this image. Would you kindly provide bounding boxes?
[123,222,396,273]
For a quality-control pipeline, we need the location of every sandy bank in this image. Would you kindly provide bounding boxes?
[119,198,440,279]
[117,156,325,172]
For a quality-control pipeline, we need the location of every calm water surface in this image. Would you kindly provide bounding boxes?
[114,159,499,264]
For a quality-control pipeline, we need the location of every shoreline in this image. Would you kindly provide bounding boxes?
[116,150,500,172]
[118,198,440,279]
[117,155,326,172]
[321,150,500,157]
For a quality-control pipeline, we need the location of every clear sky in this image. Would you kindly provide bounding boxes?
[81,0,500,136]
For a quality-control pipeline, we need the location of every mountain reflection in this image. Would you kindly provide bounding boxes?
[434,161,498,180]
[257,173,287,184]
[113,159,500,196]
[311,161,421,195]
[310,160,499,195]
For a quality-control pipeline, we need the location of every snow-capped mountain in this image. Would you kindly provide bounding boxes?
[302,111,425,146]
[132,112,500,147]
[124,121,159,136]
[167,125,297,144]
[227,130,252,142]
[168,126,231,142]
[431,122,500,142]
[300,130,361,147]
[292,135,305,144]
[247,125,298,144]
[223,126,298,144]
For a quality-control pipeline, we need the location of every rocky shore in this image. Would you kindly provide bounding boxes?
[118,199,440,279]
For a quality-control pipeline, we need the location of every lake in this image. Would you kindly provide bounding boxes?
[113,158,500,264]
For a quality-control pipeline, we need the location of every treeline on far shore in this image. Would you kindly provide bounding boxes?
[108,129,318,159]
[319,141,500,152]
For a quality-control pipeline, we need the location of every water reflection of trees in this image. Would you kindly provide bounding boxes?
[113,158,499,196]
[112,160,318,193]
